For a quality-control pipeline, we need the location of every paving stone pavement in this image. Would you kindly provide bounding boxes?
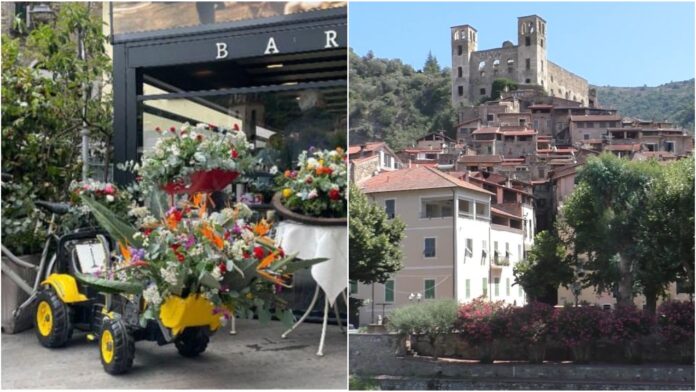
[2,319,347,389]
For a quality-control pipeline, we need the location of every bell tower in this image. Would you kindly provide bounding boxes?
[517,15,547,90]
[451,24,477,107]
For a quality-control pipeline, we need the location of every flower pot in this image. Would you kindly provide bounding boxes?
[162,169,239,195]
[271,192,346,226]
[527,343,546,364]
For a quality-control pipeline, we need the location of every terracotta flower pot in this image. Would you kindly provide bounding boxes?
[271,192,346,226]
[162,169,239,195]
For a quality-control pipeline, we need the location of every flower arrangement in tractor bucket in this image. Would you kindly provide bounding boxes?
[273,147,347,222]
[130,123,255,195]
[80,191,324,328]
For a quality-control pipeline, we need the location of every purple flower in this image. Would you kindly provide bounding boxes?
[232,224,242,235]
[130,247,146,264]
[184,235,195,250]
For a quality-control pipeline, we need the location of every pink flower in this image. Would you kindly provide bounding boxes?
[104,184,114,195]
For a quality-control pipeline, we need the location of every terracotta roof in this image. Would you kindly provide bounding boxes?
[570,115,622,122]
[472,127,500,135]
[360,167,494,195]
[502,129,537,136]
[531,179,549,185]
[348,142,385,156]
[491,207,522,219]
[402,148,444,153]
[458,155,504,164]
[551,164,580,180]
[605,144,641,152]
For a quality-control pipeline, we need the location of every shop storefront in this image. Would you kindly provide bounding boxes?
[110,2,347,184]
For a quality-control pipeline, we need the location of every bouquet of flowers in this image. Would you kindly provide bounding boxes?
[82,192,318,326]
[275,147,347,218]
[133,123,255,193]
[63,179,133,230]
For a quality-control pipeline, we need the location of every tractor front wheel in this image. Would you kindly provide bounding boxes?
[99,318,135,375]
[34,288,73,348]
[175,327,210,358]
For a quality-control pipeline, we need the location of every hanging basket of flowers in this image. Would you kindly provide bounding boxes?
[272,147,347,226]
[132,123,253,196]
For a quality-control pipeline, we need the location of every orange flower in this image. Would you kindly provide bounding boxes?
[191,192,207,216]
[199,223,224,250]
[253,219,270,237]
[118,241,131,263]
[315,166,333,176]
[256,250,290,286]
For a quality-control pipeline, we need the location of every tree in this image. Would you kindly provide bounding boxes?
[561,153,665,307]
[423,51,440,75]
[349,183,405,284]
[635,156,695,313]
[1,3,112,254]
[513,230,574,303]
[490,78,518,101]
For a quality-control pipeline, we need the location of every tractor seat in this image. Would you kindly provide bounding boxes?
[35,200,71,215]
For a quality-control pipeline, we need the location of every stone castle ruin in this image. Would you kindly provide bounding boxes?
[451,15,596,108]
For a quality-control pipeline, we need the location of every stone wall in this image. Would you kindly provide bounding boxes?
[468,47,520,103]
[548,61,589,105]
[350,155,379,184]
[350,332,695,389]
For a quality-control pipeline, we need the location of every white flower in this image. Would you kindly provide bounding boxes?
[306,157,319,169]
[308,189,319,200]
[211,265,222,280]
[18,101,28,108]
[235,202,252,219]
[230,240,246,259]
[143,284,162,306]
[106,195,115,203]
[171,145,181,157]
[160,265,178,286]
[269,166,278,175]
[241,229,255,243]
[128,206,150,218]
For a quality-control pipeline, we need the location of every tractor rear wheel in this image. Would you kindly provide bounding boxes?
[34,288,73,348]
[99,318,135,375]
[175,327,209,358]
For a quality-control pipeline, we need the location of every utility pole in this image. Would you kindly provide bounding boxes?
[79,2,91,181]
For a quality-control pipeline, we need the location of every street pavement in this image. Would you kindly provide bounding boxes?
[1,318,347,389]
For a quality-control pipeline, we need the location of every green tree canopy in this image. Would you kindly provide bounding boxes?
[513,230,574,302]
[349,183,405,284]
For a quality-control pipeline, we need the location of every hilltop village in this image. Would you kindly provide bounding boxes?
[348,15,694,324]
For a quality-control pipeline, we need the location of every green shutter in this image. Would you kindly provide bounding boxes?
[385,280,394,302]
[465,279,470,298]
[425,279,435,299]
[482,278,488,296]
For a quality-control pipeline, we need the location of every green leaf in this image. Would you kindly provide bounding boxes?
[198,271,221,290]
[281,309,295,328]
[258,307,272,324]
[75,272,143,294]
[80,195,142,247]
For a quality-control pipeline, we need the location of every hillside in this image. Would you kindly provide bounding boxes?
[349,49,456,150]
[593,79,694,132]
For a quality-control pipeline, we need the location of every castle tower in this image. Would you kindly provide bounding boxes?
[451,24,477,107]
[516,15,547,91]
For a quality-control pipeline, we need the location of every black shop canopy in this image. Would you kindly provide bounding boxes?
[110,2,347,184]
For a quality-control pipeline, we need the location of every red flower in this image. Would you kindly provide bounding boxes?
[171,243,181,252]
[219,263,227,274]
[253,246,265,259]
[243,251,250,259]
[196,134,203,142]
[231,149,239,159]
[169,126,176,133]
[131,260,149,268]
[328,188,341,201]
[305,176,313,184]
[233,124,240,131]
[176,253,185,262]
[143,228,153,237]
[278,247,285,257]
[155,126,161,133]
[224,230,231,240]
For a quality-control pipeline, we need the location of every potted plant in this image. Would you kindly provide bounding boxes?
[272,147,347,225]
[507,302,554,363]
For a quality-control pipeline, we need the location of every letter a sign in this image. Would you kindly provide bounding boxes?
[264,37,279,54]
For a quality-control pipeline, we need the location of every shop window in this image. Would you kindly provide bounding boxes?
[424,279,435,299]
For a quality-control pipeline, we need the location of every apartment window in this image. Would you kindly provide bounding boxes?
[482,277,488,297]
[587,122,595,128]
[487,114,494,122]
[480,88,486,96]
[458,45,463,56]
[475,202,490,220]
[385,280,394,302]
[465,238,473,258]
[385,199,395,219]
[350,280,358,294]
[505,242,510,261]
[458,66,463,78]
[525,78,531,84]
[422,198,453,218]
[458,199,473,217]
[665,141,675,152]
[525,58,531,70]
[424,279,435,299]
[458,85,464,96]
[506,278,511,296]
[424,238,436,258]
[583,134,589,140]
[465,279,471,298]
[494,277,500,296]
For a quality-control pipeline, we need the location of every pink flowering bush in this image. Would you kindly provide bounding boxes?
[657,300,694,345]
[599,304,654,344]
[456,298,510,346]
[507,302,555,345]
[552,305,608,348]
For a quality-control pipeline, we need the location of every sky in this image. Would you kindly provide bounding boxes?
[349,2,695,87]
